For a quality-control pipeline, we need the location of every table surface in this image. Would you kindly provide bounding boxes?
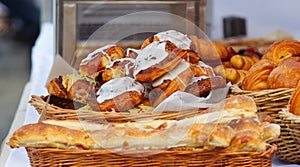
[1,22,300,167]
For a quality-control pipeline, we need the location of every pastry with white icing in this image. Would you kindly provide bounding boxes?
[134,41,187,83]
[149,61,194,107]
[93,77,144,112]
[79,45,125,76]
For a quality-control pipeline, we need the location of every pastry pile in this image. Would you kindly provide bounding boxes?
[47,30,227,112]
[242,39,300,91]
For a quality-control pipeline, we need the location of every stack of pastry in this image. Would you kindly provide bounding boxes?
[242,39,300,91]
[9,95,280,152]
[190,36,261,84]
[46,30,227,112]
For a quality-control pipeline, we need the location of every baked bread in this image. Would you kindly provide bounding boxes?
[47,74,95,104]
[241,59,276,91]
[267,57,300,89]
[93,77,144,112]
[229,54,258,70]
[190,61,215,77]
[149,61,194,107]
[134,41,186,83]
[262,39,300,65]
[185,76,226,97]
[190,36,235,64]
[289,81,300,115]
[141,30,193,50]
[79,45,125,76]
[213,65,247,84]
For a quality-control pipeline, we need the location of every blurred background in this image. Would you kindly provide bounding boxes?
[0,0,299,144]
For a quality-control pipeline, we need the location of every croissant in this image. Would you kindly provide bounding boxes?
[241,59,276,91]
[289,82,300,115]
[267,57,300,89]
[262,39,300,65]
[190,36,235,64]
[213,65,247,84]
[230,55,258,70]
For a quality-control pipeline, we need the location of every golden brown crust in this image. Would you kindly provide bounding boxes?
[79,45,125,76]
[135,47,187,83]
[241,59,276,91]
[230,55,256,70]
[98,91,144,112]
[190,63,215,77]
[101,59,135,83]
[185,76,226,97]
[262,39,300,65]
[267,57,300,89]
[289,81,300,115]
[149,65,194,107]
[8,123,95,150]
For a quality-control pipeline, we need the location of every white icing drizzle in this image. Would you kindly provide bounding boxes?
[126,48,141,57]
[155,30,191,49]
[80,45,115,65]
[152,61,190,87]
[188,76,209,86]
[133,41,168,77]
[96,77,144,104]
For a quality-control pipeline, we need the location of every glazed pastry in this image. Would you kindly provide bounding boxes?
[185,76,226,97]
[267,57,300,89]
[47,74,95,104]
[141,30,192,50]
[242,59,276,91]
[95,77,144,112]
[149,61,194,107]
[101,58,136,83]
[262,39,300,65]
[134,41,187,83]
[79,45,125,76]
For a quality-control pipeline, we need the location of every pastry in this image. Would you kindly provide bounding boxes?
[47,74,95,104]
[149,61,194,107]
[290,81,300,115]
[94,77,144,112]
[214,65,247,84]
[262,39,300,65]
[267,57,300,89]
[185,76,226,97]
[190,36,235,64]
[190,61,215,77]
[79,45,125,76]
[229,54,257,70]
[141,30,193,50]
[241,59,276,91]
[134,41,187,83]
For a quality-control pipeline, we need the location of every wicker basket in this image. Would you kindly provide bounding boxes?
[29,95,207,123]
[276,109,300,164]
[25,144,277,167]
[230,85,294,121]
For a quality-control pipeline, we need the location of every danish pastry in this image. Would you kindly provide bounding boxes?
[134,41,187,83]
[149,61,194,107]
[79,45,125,76]
[185,76,226,97]
[94,77,144,112]
[190,61,215,77]
[47,74,95,104]
[289,81,300,115]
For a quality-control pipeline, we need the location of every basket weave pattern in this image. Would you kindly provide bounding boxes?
[26,145,277,167]
[276,110,300,164]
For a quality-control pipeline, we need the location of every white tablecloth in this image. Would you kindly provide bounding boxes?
[2,22,300,167]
